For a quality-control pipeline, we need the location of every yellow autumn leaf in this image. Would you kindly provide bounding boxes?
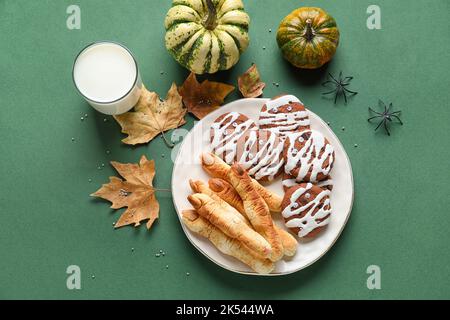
[114,83,186,146]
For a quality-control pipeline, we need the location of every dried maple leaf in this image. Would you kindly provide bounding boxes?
[114,83,186,146]
[179,72,235,119]
[238,64,266,98]
[91,156,160,230]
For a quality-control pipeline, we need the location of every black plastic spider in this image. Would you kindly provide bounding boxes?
[322,71,358,104]
[368,100,403,136]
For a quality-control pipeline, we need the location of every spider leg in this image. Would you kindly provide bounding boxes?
[343,89,348,104]
[369,107,383,116]
[338,71,343,82]
[375,119,384,131]
[383,120,391,136]
[390,111,402,115]
[344,76,354,82]
[391,115,404,125]
[343,88,358,95]
[322,89,337,95]
[329,73,339,83]
[378,99,387,110]
[387,103,393,113]
[334,90,339,104]
[368,115,381,122]
[322,80,333,86]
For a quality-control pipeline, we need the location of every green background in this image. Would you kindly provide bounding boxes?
[0,0,449,300]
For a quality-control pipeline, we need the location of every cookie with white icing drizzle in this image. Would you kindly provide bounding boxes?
[282,183,332,238]
[282,172,334,192]
[235,129,284,182]
[258,95,310,139]
[210,112,256,165]
[283,130,335,183]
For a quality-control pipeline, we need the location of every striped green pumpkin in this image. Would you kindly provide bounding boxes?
[277,7,340,69]
[165,0,250,74]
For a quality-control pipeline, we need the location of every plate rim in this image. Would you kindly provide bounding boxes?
[171,98,354,276]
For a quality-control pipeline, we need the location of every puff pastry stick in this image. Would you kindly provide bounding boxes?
[201,152,282,213]
[182,210,275,274]
[209,178,297,257]
[188,193,272,259]
[228,164,284,262]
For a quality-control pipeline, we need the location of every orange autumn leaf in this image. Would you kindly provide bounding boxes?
[91,156,160,230]
[114,83,186,146]
[238,64,266,98]
[179,72,235,119]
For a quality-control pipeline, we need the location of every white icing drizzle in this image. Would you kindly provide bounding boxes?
[282,183,331,237]
[317,178,334,190]
[282,176,298,189]
[210,112,255,164]
[285,130,334,183]
[237,130,284,181]
[259,95,310,137]
[282,175,334,191]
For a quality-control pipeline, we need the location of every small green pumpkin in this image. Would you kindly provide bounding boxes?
[165,0,250,74]
[277,7,340,69]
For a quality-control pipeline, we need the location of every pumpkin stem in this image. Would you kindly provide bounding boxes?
[304,19,315,41]
[204,0,218,30]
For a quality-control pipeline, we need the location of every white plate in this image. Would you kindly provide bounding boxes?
[172,98,354,276]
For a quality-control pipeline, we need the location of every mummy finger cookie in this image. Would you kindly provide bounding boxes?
[283,130,335,183]
[235,129,284,182]
[282,183,332,238]
[258,95,310,139]
[210,112,256,164]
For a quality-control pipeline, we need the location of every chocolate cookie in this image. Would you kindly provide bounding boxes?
[210,112,256,164]
[282,172,334,192]
[258,95,310,139]
[235,129,284,182]
[282,183,332,238]
[283,130,335,183]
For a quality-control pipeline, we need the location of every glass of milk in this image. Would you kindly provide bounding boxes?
[72,41,142,115]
